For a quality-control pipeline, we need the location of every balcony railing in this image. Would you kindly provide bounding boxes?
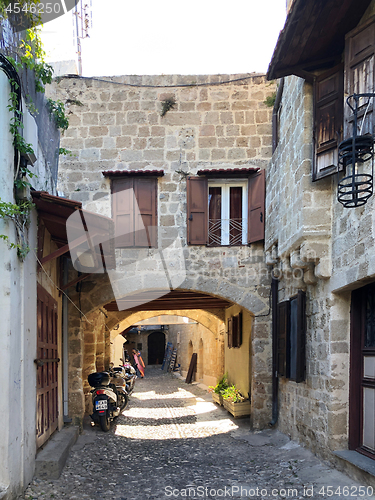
[208,218,245,246]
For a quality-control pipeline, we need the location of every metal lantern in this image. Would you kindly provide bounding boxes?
[338,94,374,208]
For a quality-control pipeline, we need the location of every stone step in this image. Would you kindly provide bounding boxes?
[35,426,79,480]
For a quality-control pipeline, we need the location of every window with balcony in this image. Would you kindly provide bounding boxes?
[186,169,265,246]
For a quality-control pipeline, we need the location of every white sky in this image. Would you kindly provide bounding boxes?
[41,0,287,77]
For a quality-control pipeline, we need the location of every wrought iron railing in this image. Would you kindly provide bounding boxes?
[208,218,245,246]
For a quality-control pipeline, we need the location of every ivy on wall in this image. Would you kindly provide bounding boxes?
[0,4,69,259]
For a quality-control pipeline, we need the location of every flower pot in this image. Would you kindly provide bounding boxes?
[212,393,223,406]
[223,399,250,418]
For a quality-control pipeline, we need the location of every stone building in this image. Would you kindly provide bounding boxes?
[267,0,375,484]
[48,73,276,430]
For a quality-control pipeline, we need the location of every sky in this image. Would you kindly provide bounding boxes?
[41,0,287,77]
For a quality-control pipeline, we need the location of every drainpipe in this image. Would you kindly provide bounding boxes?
[269,276,279,426]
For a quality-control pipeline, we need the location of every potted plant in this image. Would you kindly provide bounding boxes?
[222,385,250,418]
[208,373,229,406]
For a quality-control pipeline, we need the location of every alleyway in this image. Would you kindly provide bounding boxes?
[24,368,372,500]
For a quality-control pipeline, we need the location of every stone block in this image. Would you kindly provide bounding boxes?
[82,113,98,126]
[127,111,147,124]
[199,125,215,136]
[89,126,109,137]
[199,137,217,148]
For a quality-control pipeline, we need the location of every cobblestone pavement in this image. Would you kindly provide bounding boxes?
[23,368,373,500]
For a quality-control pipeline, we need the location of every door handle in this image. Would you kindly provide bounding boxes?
[260,212,263,223]
[189,214,193,221]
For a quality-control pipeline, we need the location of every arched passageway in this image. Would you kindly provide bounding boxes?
[147,331,166,365]
[66,286,272,431]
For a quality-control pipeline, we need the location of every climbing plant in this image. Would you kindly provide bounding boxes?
[0,6,69,258]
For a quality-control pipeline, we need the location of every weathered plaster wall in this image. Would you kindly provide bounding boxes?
[0,70,59,499]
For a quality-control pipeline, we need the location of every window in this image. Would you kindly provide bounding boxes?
[227,312,242,348]
[208,180,248,246]
[313,64,344,180]
[111,176,157,248]
[186,170,265,246]
[345,17,375,139]
[277,290,306,383]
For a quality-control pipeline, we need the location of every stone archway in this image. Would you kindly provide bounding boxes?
[66,280,272,428]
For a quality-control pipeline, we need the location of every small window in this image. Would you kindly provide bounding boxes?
[227,312,242,348]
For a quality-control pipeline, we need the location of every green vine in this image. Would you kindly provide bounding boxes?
[0,8,68,258]
[47,98,69,131]
[0,199,35,259]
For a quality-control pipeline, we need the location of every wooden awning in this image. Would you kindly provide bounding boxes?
[32,191,115,270]
[267,0,373,80]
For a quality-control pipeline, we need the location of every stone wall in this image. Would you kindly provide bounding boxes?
[266,69,375,464]
[167,321,224,387]
[49,73,276,426]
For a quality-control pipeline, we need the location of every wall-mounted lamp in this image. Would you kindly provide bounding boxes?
[338,94,374,208]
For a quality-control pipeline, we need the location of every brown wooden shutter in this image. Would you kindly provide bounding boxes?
[345,17,375,139]
[227,317,233,349]
[277,300,290,378]
[186,176,208,245]
[112,177,134,248]
[134,177,157,247]
[289,290,306,383]
[248,169,265,244]
[232,312,242,348]
[313,64,344,180]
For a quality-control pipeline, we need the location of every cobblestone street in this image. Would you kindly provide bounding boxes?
[23,368,373,500]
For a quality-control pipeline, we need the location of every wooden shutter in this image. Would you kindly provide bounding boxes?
[134,177,157,247]
[232,312,242,348]
[289,290,306,383]
[112,177,134,248]
[313,64,344,180]
[227,317,233,349]
[112,177,157,248]
[186,176,208,245]
[345,17,375,139]
[248,169,265,244]
[277,300,290,378]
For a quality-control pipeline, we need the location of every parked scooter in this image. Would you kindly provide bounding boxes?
[120,358,137,395]
[88,371,128,432]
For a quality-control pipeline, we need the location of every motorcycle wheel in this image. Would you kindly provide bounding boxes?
[99,414,111,432]
[118,393,128,411]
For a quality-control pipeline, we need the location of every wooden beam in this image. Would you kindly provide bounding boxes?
[40,233,92,265]
[61,273,94,291]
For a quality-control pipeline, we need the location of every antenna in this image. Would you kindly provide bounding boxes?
[73,0,92,75]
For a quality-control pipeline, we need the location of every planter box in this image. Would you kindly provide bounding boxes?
[211,393,223,406]
[223,399,250,418]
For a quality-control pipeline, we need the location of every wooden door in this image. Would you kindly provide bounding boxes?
[36,284,59,449]
[350,283,375,457]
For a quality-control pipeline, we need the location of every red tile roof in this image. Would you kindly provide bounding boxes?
[102,170,164,177]
[197,167,259,176]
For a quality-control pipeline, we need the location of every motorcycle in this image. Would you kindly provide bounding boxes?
[120,358,137,395]
[88,370,128,432]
